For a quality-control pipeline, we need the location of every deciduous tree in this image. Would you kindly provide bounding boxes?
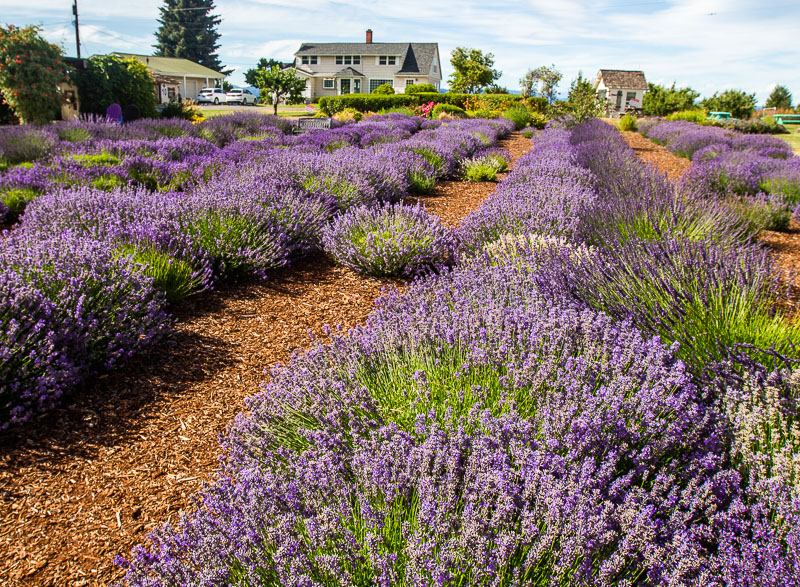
[448,47,501,94]
[244,58,284,87]
[253,65,306,115]
[154,0,224,72]
[0,25,65,124]
[642,82,699,116]
[74,55,157,118]
[701,89,758,119]
[520,65,562,103]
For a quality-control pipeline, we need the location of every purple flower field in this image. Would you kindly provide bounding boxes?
[639,118,800,231]
[0,112,514,429]
[115,119,800,585]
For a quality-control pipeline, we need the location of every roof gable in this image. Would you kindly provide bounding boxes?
[597,69,647,90]
[296,42,438,75]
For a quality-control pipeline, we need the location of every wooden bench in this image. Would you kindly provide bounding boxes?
[773,114,800,126]
[295,116,332,133]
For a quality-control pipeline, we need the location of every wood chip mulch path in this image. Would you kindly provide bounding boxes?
[619,128,800,316]
[0,131,532,586]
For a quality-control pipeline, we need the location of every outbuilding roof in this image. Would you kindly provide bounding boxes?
[595,69,648,90]
[112,53,225,78]
[295,42,438,75]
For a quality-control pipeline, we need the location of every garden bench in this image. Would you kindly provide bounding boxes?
[295,116,331,133]
[773,114,800,126]
[707,111,733,120]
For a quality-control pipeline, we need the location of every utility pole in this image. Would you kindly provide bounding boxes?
[72,0,81,58]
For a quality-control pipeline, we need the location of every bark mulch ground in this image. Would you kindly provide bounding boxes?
[619,128,800,316]
[408,132,532,226]
[619,130,692,181]
[0,131,531,586]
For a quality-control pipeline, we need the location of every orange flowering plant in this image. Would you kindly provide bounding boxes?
[0,25,66,124]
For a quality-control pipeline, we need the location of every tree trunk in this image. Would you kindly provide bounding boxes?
[273,97,278,116]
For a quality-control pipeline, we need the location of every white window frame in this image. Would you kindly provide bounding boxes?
[301,56,318,65]
[378,56,397,66]
[335,55,360,66]
[322,78,335,89]
[405,79,415,87]
[369,78,394,93]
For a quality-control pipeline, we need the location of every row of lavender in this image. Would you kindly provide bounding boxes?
[119,120,799,584]
[638,118,800,231]
[0,113,514,429]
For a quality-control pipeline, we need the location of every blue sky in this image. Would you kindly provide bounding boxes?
[2,0,798,104]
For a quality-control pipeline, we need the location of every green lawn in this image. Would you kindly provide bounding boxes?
[779,124,800,155]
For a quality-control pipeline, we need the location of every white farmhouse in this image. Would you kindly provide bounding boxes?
[593,69,648,116]
[290,30,442,101]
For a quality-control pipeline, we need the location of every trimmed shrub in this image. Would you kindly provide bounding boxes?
[461,148,511,181]
[667,109,707,123]
[321,202,454,276]
[372,83,395,95]
[405,83,437,94]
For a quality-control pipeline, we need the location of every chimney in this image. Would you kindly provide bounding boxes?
[366,29,373,44]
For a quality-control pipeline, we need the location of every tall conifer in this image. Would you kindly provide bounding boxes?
[154,0,224,72]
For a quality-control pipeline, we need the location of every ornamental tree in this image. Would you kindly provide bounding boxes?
[448,47,501,94]
[765,84,792,110]
[253,65,307,115]
[0,25,66,124]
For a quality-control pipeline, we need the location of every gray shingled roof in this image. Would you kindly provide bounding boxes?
[333,67,365,77]
[597,69,648,90]
[296,42,437,75]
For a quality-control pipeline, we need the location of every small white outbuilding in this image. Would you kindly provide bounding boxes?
[593,70,648,116]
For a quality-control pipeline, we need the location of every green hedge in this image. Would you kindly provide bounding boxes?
[319,93,527,115]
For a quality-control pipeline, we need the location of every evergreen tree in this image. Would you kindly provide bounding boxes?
[765,84,792,110]
[566,71,604,122]
[154,0,224,72]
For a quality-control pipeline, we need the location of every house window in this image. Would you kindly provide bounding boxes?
[322,78,334,89]
[626,91,637,103]
[370,79,393,93]
[335,55,360,65]
[378,56,396,66]
[433,65,438,73]
[301,56,318,65]
[405,79,415,87]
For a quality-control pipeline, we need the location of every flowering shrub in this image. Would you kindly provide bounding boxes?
[322,202,454,276]
[0,25,65,123]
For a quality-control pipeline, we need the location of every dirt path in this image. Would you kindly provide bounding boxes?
[619,128,800,315]
[0,132,532,586]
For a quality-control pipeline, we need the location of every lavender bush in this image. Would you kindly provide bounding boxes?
[322,202,454,276]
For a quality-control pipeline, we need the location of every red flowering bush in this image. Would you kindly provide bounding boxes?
[0,25,66,124]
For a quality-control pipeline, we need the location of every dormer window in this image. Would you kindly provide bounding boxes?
[301,56,318,65]
[335,55,360,65]
[378,56,397,66]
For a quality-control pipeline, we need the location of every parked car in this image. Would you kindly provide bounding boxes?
[197,87,228,105]
[226,88,258,105]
